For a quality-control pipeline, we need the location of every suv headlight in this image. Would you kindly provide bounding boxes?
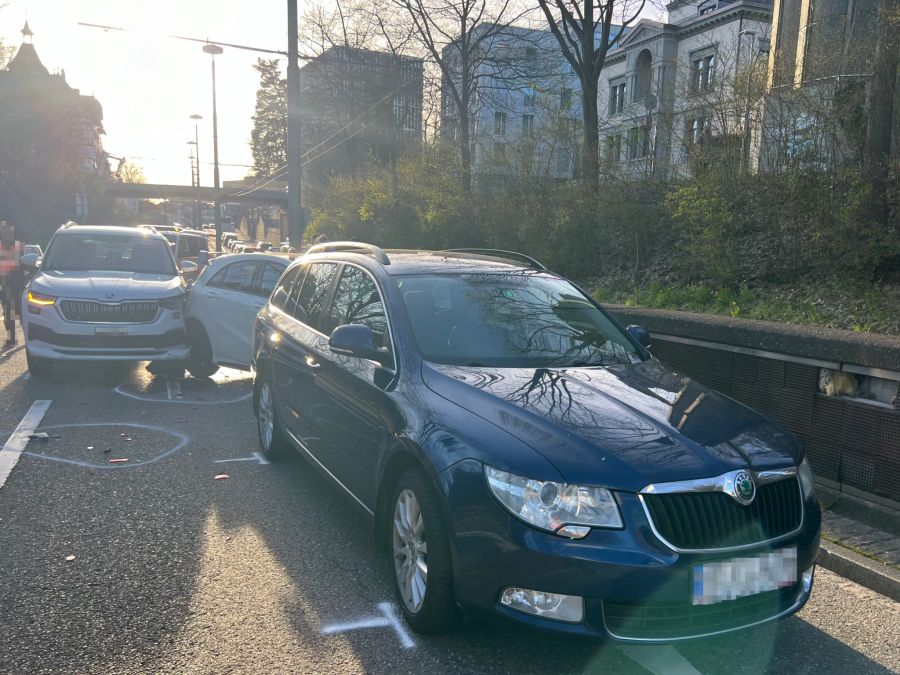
[485,466,622,539]
[798,457,816,500]
[27,290,57,306]
[158,294,185,310]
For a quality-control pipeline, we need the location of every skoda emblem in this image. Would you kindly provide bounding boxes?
[732,471,756,505]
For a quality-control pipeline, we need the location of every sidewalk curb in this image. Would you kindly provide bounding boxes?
[818,540,900,602]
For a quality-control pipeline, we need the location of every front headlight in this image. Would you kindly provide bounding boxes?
[798,457,816,500]
[27,290,56,306]
[158,294,185,310]
[485,465,622,539]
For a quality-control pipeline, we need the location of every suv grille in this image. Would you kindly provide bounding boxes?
[603,582,801,640]
[59,300,159,323]
[642,477,802,550]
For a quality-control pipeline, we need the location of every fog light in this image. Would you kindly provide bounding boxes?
[802,565,815,594]
[500,587,584,623]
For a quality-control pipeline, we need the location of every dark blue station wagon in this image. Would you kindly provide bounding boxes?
[251,243,820,642]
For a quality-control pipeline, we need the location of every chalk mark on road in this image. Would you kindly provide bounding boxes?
[214,452,270,465]
[114,382,251,405]
[21,422,188,469]
[320,602,416,649]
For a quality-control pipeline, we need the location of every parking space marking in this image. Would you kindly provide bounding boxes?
[320,602,416,649]
[0,400,53,490]
[21,422,188,469]
[214,452,270,465]
[619,645,702,675]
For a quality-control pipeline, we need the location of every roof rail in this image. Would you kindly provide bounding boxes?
[305,241,391,265]
[440,248,547,271]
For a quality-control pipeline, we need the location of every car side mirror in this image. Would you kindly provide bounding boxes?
[180,260,198,275]
[626,324,651,348]
[329,324,386,365]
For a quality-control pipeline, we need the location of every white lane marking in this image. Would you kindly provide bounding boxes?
[619,646,703,675]
[320,602,415,650]
[0,400,53,489]
[113,383,252,405]
[165,376,174,400]
[214,452,270,465]
[21,422,188,469]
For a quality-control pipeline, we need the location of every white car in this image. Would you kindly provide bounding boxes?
[183,252,287,376]
[22,224,195,376]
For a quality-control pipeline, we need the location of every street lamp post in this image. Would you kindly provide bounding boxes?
[202,43,224,251]
[189,113,202,230]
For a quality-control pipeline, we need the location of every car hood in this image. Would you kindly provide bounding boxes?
[32,271,183,300]
[422,358,801,492]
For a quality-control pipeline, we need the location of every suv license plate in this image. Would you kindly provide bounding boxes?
[692,547,797,606]
[96,326,129,336]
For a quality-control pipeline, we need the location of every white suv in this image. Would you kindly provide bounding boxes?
[22,224,193,376]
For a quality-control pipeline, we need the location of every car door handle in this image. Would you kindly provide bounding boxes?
[205,291,218,298]
[305,355,320,369]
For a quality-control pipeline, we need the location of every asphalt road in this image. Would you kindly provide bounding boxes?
[0,349,897,675]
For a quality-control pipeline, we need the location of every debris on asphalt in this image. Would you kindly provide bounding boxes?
[108,458,129,463]
[65,555,75,561]
[120,433,127,437]
[103,447,112,454]
[214,474,230,480]
[28,432,49,440]
[86,446,94,450]
[124,437,132,442]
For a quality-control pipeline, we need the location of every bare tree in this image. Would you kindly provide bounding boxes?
[391,0,527,192]
[536,0,646,194]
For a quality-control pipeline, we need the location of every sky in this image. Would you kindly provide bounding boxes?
[1,0,290,185]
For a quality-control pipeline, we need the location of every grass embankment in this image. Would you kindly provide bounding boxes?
[591,279,900,336]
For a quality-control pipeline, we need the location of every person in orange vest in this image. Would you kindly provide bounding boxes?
[0,220,25,348]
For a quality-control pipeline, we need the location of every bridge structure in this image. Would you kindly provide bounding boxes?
[104,182,288,205]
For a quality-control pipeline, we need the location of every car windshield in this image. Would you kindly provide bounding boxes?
[397,272,643,368]
[42,233,177,275]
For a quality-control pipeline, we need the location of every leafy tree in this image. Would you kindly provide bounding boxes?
[117,160,145,184]
[249,59,288,178]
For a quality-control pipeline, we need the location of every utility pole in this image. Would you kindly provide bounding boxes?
[287,0,304,247]
[191,114,203,230]
[203,43,224,251]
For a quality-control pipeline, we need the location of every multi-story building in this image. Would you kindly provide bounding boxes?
[0,23,109,239]
[597,0,773,178]
[299,46,423,182]
[441,23,627,183]
[757,0,884,171]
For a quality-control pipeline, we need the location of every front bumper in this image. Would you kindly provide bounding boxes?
[23,303,189,362]
[441,459,820,642]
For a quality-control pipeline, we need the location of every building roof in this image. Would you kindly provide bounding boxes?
[6,42,50,77]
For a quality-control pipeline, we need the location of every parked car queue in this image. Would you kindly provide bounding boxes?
[19,230,820,644]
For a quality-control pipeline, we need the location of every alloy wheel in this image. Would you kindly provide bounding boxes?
[393,488,428,613]
[257,381,274,450]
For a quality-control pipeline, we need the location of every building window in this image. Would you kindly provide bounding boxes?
[560,88,573,111]
[692,53,716,93]
[522,114,534,137]
[698,0,717,15]
[524,46,537,61]
[627,126,649,159]
[686,116,709,144]
[634,49,652,100]
[523,87,535,108]
[519,143,534,171]
[557,147,571,174]
[609,81,627,115]
[494,111,507,136]
[605,135,622,164]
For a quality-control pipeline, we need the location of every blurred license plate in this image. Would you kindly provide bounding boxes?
[95,326,128,335]
[693,547,797,606]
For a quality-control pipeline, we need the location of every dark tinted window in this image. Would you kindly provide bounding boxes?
[397,273,642,367]
[208,261,258,293]
[327,266,389,349]
[289,262,337,330]
[253,262,286,298]
[270,265,303,310]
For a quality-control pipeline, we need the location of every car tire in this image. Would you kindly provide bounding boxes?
[185,322,218,378]
[255,372,291,460]
[389,468,456,634]
[26,351,53,377]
